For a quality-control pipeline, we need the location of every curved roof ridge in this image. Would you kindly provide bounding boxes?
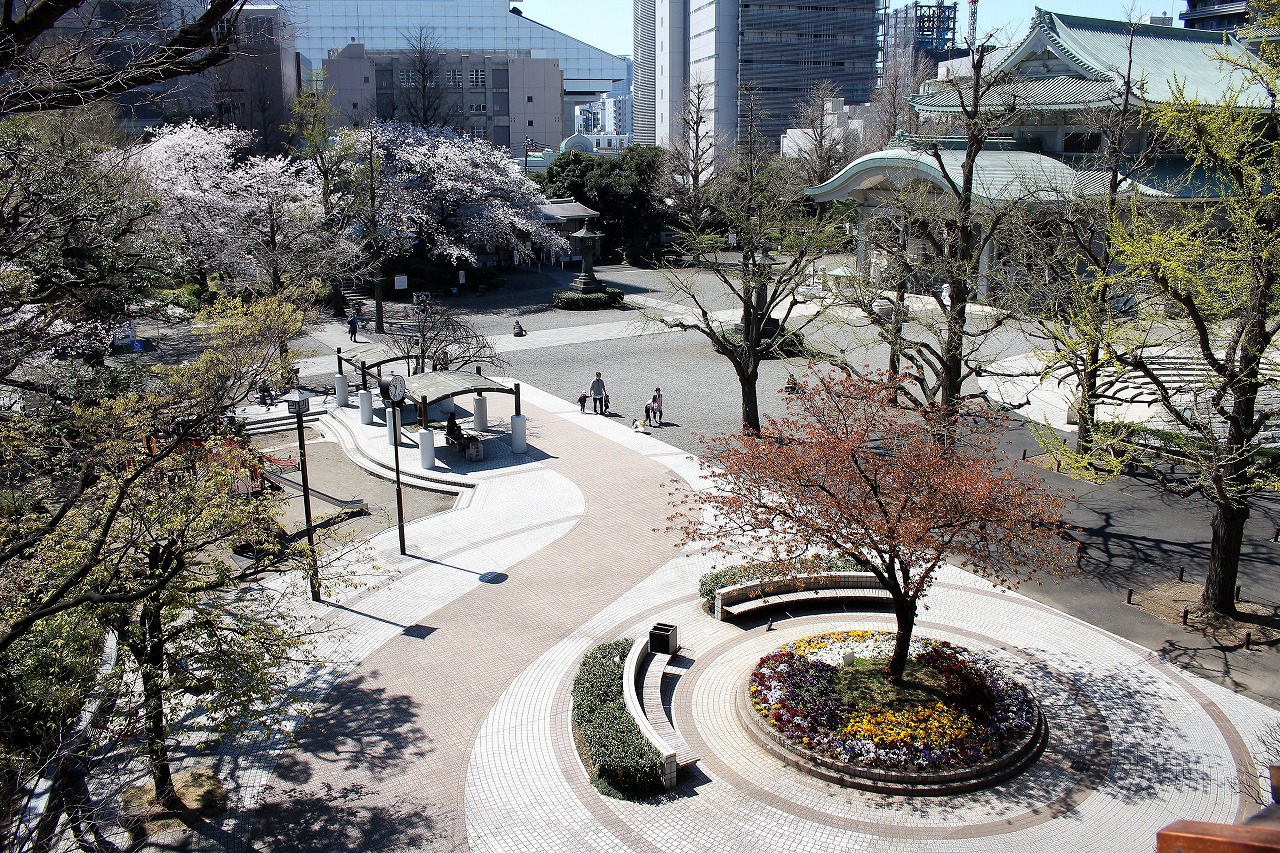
[1031,9,1113,79]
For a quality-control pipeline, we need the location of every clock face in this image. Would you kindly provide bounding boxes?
[383,375,406,402]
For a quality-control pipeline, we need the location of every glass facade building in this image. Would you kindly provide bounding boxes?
[638,0,885,147]
[288,0,627,97]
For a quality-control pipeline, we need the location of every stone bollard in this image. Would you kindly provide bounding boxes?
[334,374,349,407]
[387,410,399,446]
[419,429,436,468]
[473,395,489,431]
[511,414,527,454]
[358,390,373,425]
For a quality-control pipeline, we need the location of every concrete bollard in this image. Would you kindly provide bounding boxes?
[473,395,489,431]
[334,374,349,407]
[511,414,527,454]
[358,390,373,425]
[387,410,399,446]
[419,429,436,468]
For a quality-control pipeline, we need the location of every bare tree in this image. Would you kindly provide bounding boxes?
[665,78,722,236]
[0,0,247,116]
[376,299,506,375]
[396,26,455,128]
[786,80,857,188]
[863,51,939,153]
[830,40,1022,441]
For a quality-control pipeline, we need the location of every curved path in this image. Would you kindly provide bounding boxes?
[214,383,1278,853]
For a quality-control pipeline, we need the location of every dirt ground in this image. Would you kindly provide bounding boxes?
[250,428,455,551]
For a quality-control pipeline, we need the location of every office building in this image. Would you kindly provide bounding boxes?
[323,45,563,151]
[287,0,625,129]
[635,0,885,147]
[212,5,299,151]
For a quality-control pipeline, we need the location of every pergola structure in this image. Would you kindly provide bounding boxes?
[335,345,521,425]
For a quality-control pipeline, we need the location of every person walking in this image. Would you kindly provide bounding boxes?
[590,372,607,415]
[650,388,664,426]
[347,312,359,342]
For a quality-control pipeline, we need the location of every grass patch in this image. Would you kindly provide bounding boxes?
[121,768,226,837]
[837,657,948,710]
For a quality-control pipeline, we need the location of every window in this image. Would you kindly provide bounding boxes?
[1063,132,1101,154]
[447,69,462,88]
[352,103,358,110]
[363,76,370,84]
[469,102,486,113]
[471,127,486,139]
[527,120,534,127]
[526,95,533,103]
[469,67,486,88]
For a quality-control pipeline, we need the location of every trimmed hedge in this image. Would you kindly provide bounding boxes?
[551,287,624,310]
[571,639,664,799]
[698,555,866,607]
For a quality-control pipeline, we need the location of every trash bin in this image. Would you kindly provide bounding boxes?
[650,623,678,655]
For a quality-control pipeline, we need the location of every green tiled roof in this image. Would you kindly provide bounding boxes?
[805,144,1166,203]
[911,8,1262,113]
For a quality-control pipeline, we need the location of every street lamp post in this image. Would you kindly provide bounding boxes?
[284,391,321,602]
[380,376,408,555]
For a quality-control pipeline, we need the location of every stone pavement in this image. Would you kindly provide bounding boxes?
[198,378,1280,853]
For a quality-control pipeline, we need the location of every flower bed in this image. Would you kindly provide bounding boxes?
[747,631,1039,776]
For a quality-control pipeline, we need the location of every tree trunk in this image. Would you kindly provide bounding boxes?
[738,369,761,435]
[1204,501,1248,615]
[1075,349,1100,455]
[886,596,917,684]
[138,599,180,812]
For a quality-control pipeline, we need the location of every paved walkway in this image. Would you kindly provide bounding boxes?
[199,376,1280,853]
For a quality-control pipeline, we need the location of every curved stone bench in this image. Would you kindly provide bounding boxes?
[622,637,679,790]
[713,572,891,621]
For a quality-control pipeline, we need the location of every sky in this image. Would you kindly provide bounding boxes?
[513,0,1185,59]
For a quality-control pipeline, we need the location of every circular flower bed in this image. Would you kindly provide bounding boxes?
[747,631,1042,784]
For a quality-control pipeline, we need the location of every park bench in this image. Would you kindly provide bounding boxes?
[622,632,698,791]
[713,572,891,621]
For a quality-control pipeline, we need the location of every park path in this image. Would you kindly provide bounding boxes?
[248,401,685,852]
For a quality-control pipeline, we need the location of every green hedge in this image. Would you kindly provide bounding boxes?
[551,287,624,310]
[571,639,664,799]
[698,555,865,607]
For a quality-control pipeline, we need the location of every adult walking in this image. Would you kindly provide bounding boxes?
[590,372,607,415]
[347,312,359,342]
[647,388,663,426]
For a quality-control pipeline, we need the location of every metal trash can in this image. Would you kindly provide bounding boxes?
[649,622,678,655]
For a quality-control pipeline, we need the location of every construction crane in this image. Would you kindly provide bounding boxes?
[968,0,978,45]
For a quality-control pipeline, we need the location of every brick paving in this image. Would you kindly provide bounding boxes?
[208,374,1280,853]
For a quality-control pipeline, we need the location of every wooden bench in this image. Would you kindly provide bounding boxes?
[623,636,697,790]
[714,572,891,621]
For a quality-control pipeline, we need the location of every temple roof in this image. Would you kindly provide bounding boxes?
[805,142,1166,204]
[911,9,1261,113]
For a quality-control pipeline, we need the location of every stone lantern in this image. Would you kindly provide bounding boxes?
[570,225,604,294]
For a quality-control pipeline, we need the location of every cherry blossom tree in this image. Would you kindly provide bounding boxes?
[675,370,1076,682]
[136,122,365,294]
[336,122,565,265]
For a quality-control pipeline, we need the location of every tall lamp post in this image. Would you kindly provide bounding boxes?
[380,375,408,555]
[284,390,321,602]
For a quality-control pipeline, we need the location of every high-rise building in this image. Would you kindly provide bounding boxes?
[1179,0,1246,30]
[885,1,962,70]
[635,0,885,148]
[286,0,625,130]
[212,4,299,151]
